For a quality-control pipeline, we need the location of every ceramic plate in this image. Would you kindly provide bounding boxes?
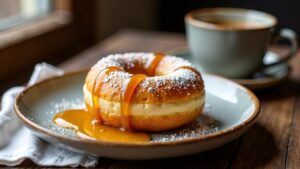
[14,71,259,159]
[167,47,291,90]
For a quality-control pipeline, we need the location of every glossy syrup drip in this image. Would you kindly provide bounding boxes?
[119,53,164,130]
[120,74,147,130]
[146,53,165,76]
[92,66,121,123]
[53,109,150,142]
[52,53,167,142]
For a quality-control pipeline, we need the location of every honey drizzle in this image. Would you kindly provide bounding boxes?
[119,53,165,130]
[53,109,150,143]
[53,53,170,142]
[92,66,121,123]
[146,53,165,76]
[120,74,147,130]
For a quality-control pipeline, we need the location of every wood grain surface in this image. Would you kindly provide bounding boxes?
[2,29,300,169]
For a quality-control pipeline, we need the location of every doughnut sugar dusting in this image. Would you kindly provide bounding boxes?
[98,68,201,102]
[93,52,192,71]
[85,53,204,103]
[84,52,205,131]
[139,69,199,96]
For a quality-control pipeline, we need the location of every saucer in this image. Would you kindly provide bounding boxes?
[167,47,291,90]
[14,70,259,159]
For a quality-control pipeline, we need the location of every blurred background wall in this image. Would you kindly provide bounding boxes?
[0,0,299,93]
[95,0,159,40]
[158,0,300,33]
[94,0,300,42]
[1,0,299,42]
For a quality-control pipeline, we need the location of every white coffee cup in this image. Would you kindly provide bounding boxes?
[185,8,297,78]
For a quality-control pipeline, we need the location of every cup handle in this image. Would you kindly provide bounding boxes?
[263,28,298,68]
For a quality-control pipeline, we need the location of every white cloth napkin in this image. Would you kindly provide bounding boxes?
[0,63,98,167]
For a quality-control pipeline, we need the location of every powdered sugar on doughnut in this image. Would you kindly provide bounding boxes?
[86,52,204,102]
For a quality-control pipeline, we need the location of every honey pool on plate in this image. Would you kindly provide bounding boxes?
[53,109,150,142]
[52,53,206,143]
[51,105,220,143]
[15,69,259,159]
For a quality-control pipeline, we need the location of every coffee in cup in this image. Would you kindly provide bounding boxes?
[185,8,297,78]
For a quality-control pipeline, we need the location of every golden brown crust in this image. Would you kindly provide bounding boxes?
[84,53,205,131]
[85,53,204,103]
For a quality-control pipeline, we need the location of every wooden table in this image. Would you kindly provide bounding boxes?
[13,29,300,168]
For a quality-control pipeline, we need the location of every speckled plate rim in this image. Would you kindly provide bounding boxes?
[14,69,260,148]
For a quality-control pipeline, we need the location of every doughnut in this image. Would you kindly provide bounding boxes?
[83,53,205,131]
